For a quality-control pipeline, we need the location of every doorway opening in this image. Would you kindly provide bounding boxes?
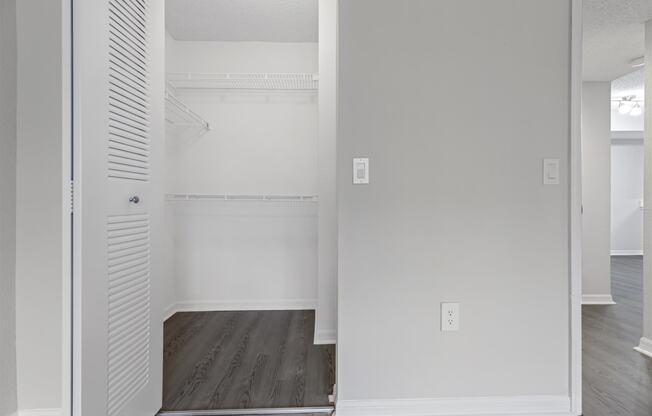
[159,0,335,413]
[580,2,652,414]
[71,0,337,415]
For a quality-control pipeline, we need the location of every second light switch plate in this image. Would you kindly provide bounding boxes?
[353,158,369,184]
[543,158,560,185]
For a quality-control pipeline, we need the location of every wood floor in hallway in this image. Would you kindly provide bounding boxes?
[162,310,335,412]
[583,255,652,416]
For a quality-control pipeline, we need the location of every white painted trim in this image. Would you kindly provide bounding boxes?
[582,294,616,305]
[314,329,337,345]
[163,303,177,322]
[570,1,583,415]
[71,1,83,413]
[61,2,72,416]
[611,130,644,140]
[336,396,571,416]
[611,250,643,256]
[18,409,62,416]
[158,407,333,416]
[634,337,652,358]
[171,299,318,313]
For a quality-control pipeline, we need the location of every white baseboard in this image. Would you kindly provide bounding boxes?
[18,409,62,416]
[611,250,643,256]
[314,329,337,345]
[336,395,571,416]
[634,337,652,359]
[170,299,317,314]
[582,294,616,305]
[163,303,178,321]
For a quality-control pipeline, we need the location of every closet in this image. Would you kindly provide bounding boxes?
[159,1,335,413]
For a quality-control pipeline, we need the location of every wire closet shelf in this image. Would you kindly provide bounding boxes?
[166,73,319,91]
[165,89,211,132]
[166,194,319,203]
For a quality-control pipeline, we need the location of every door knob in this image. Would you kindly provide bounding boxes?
[129,196,140,204]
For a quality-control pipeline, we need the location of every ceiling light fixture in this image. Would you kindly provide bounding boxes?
[613,96,642,116]
[630,103,643,116]
[618,99,635,115]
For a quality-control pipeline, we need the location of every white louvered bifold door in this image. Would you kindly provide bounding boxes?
[73,1,164,415]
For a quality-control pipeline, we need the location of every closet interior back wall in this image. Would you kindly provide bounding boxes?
[165,37,319,314]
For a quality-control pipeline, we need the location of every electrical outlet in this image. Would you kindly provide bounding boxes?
[441,302,460,331]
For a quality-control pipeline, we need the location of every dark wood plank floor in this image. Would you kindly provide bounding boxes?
[158,411,331,416]
[159,413,330,416]
[162,310,335,411]
[583,256,652,416]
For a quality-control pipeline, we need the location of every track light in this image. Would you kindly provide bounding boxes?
[612,96,642,116]
[619,100,635,115]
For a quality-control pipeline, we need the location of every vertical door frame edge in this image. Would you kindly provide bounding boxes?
[70,0,82,413]
[570,0,583,414]
[62,0,73,414]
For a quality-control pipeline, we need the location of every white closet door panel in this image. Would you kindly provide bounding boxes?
[74,0,164,415]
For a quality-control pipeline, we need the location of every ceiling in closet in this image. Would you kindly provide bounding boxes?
[165,0,318,42]
[583,0,652,81]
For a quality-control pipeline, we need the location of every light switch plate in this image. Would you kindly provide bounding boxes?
[543,158,560,185]
[353,158,369,184]
[441,302,460,332]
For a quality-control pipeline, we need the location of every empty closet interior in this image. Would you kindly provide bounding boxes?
[160,0,336,412]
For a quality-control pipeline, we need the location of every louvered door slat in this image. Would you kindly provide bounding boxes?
[108,0,150,182]
[109,70,149,101]
[106,211,150,416]
[111,0,146,34]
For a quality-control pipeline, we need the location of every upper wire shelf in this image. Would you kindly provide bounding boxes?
[166,73,319,91]
[166,194,319,202]
[165,89,211,134]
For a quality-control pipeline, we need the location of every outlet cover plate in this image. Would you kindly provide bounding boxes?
[441,302,460,331]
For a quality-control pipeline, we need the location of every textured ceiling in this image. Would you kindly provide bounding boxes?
[166,0,318,42]
[611,68,645,98]
[584,0,652,81]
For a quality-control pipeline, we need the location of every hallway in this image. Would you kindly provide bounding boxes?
[583,256,652,415]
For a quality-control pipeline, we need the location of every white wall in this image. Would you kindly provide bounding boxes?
[171,202,318,309]
[15,0,64,411]
[315,0,338,344]
[166,39,318,74]
[166,38,320,311]
[611,93,644,256]
[167,39,318,195]
[337,0,571,411]
[640,19,652,353]
[167,92,318,194]
[612,105,645,132]
[0,1,18,415]
[611,138,644,255]
[163,125,177,319]
[581,82,613,302]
